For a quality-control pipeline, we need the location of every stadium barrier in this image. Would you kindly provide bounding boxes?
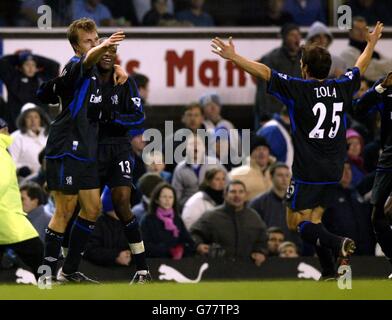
[1,256,390,284]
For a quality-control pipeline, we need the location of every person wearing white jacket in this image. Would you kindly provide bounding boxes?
[8,104,50,179]
[182,167,226,230]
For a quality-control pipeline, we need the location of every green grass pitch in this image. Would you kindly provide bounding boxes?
[0,280,391,300]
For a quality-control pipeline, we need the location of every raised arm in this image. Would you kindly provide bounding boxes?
[355,21,384,75]
[211,37,272,81]
[83,31,125,69]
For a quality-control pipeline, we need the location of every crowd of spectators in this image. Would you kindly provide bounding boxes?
[1,1,392,27]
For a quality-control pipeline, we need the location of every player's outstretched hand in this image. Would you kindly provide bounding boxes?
[366,21,383,45]
[381,71,392,88]
[103,31,125,48]
[211,37,236,60]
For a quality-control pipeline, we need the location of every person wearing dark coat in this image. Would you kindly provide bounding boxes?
[84,212,131,267]
[140,183,195,259]
[323,162,376,256]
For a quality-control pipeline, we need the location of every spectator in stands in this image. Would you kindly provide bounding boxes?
[176,0,214,27]
[131,173,165,222]
[144,151,172,183]
[172,134,227,208]
[267,227,285,256]
[141,183,195,259]
[279,241,299,258]
[191,180,268,265]
[199,92,241,169]
[254,23,302,126]
[134,0,175,25]
[19,0,72,26]
[249,163,301,247]
[71,0,115,26]
[84,211,132,267]
[346,128,367,187]
[256,109,293,167]
[323,162,376,255]
[102,0,139,26]
[306,21,347,78]
[260,0,294,26]
[28,148,47,187]
[130,133,147,205]
[0,50,59,132]
[348,0,391,26]
[133,73,150,106]
[182,167,226,230]
[20,182,50,242]
[229,136,274,201]
[284,0,326,26]
[164,102,208,172]
[8,104,50,180]
[143,0,181,26]
[341,16,392,82]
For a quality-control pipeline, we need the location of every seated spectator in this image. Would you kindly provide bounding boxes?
[323,162,376,255]
[172,134,227,208]
[229,136,274,201]
[145,151,172,183]
[191,180,268,266]
[134,0,175,24]
[279,241,299,258]
[284,0,326,26]
[143,0,181,26]
[341,16,392,82]
[132,173,165,222]
[130,133,147,205]
[84,211,132,267]
[176,0,214,27]
[8,104,50,180]
[0,50,59,132]
[102,0,138,26]
[249,163,301,247]
[140,183,195,259]
[306,21,347,78]
[266,227,285,256]
[256,109,293,167]
[133,73,150,106]
[260,0,294,26]
[346,128,366,187]
[182,167,226,230]
[72,0,115,26]
[20,182,50,242]
[28,148,46,187]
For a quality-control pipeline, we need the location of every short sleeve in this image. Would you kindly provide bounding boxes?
[336,67,361,97]
[267,70,300,107]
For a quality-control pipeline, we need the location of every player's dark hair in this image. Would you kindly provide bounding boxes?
[184,102,203,115]
[133,73,149,89]
[67,18,98,52]
[301,45,331,80]
[267,226,285,236]
[20,182,46,205]
[225,180,246,194]
[149,182,179,215]
[199,167,226,190]
[269,162,289,177]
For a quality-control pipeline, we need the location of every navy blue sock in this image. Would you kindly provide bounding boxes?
[62,216,95,275]
[315,245,336,277]
[298,221,342,251]
[123,217,148,271]
[42,228,64,278]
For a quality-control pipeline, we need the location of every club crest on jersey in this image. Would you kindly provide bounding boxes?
[65,176,72,185]
[132,97,142,108]
[111,94,119,105]
[345,70,354,80]
[278,73,288,80]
